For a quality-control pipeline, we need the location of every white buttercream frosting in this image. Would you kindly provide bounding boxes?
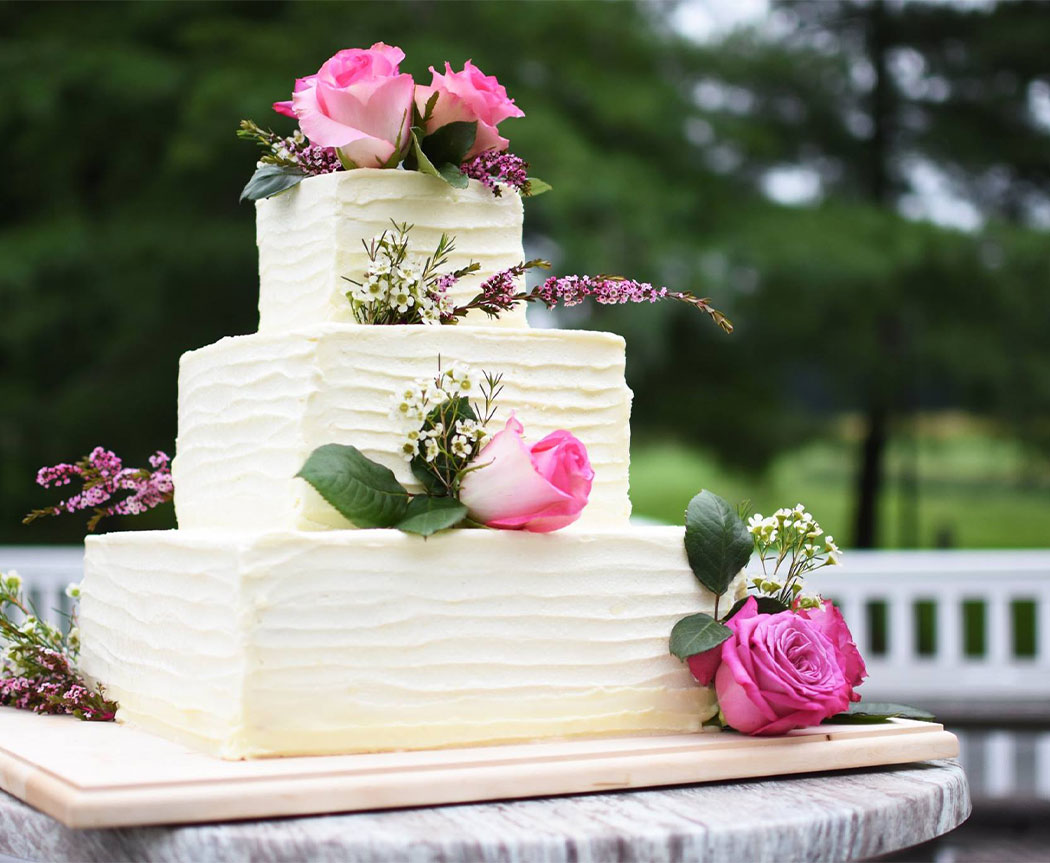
[79,527,725,759]
[172,324,633,532]
[256,170,527,331]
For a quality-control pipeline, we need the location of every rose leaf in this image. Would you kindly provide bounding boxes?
[525,178,552,197]
[421,120,478,166]
[823,702,936,724]
[722,595,790,622]
[297,444,410,528]
[395,496,468,537]
[669,612,732,660]
[684,490,754,597]
[239,164,307,202]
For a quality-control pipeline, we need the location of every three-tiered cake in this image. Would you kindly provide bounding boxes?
[78,170,730,758]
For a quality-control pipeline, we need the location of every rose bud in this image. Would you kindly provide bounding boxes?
[414,60,524,159]
[458,415,593,533]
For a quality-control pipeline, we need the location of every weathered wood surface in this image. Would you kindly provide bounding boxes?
[0,759,969,862]
[0,709,957,829]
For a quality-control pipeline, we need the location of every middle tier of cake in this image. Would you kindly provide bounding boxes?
[173,324,633,532]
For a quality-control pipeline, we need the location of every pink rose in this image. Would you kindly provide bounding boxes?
[276,43,415,168]
[714,597,853,735]
[797,599,867,699]
[458,415,593,533]
[415,60,524,159]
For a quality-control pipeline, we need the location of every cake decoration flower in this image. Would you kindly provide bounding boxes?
[238,45,549,200]
[459,415,593,533]
[414,60,524,159]
[279,43,415,170]
[667,490,929,734]
[0,570,116,722]
[339,222,733,332]
[24,447,173,532]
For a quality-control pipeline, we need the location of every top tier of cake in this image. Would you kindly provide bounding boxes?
[256,170,527,331]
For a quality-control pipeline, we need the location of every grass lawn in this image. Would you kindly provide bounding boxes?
[629,416,1050,548]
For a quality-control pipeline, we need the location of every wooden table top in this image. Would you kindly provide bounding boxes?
[0,758,969,863]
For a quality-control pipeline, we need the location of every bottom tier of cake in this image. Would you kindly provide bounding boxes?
[80,527,736,759]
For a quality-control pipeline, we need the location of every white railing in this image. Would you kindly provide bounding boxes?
[809,550,1050,710]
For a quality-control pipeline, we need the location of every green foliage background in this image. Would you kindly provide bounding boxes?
[2,0,1048,545]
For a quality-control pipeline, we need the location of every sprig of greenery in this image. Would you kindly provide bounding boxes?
[0,572,117,722]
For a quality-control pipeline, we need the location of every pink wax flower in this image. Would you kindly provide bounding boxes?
[713,597,855,735]
[415,60,524,159]
[458,415,592,533]
[277,43,415,169]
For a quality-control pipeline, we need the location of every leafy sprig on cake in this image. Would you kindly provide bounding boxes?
[341,222,732,332]
[0,572,116,722]
[239,44,548,201]
[299,361,594,536]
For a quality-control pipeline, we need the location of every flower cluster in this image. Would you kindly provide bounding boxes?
[237,120,342,175]
[746,504,841,608]
[24,447,173,532]
[460,150,530,196]
[344,223,480,325]
[453,269,733,333]
[670,491,867,736]
[342,224,731,332]
[241,45,545,200]
[389,363,501,496]
[0,571,116,722]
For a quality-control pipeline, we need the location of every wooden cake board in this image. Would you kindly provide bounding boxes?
[0,708,958,829]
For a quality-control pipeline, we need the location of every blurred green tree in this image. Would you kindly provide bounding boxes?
[1,0,1047,548]
[633,0,1050,546]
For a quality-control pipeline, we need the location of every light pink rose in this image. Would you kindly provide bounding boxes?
[797,599,867,699]
[458,415,593,533]
[276,43,415,168]
[714,597,853,735]
[414,60,524,159]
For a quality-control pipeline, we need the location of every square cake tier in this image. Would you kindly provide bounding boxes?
[79,527,731,758]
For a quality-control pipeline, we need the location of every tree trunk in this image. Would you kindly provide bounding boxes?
[852,0,894,549]
[853,403,887,548]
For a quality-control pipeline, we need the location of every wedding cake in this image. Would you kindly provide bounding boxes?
[77,46,740,759]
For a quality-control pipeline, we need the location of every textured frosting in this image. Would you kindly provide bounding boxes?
[172,324,633,532]
[256,170,527,331]
[79,526,730,758]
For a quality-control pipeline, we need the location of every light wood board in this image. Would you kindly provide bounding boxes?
[0,708,958,829]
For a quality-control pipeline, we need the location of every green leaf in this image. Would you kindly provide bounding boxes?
[438,163,470,188]
[722,595,790,622]
[823,702,936,724]
[421,121,478,166]
[410,397,478,493]
[408,129,443,182]
[683,490,754,597]
[297,444,410,528]
[395,496,468,536]
[239,164,307,202]
[410,457,446,495]
[669,612,733,660]
[525,177,552,197]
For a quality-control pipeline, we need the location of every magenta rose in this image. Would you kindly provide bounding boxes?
[797,599,867,699]
[275,43,415,168]
[713,597,853,735]
[414,60,524,159]
[458,415,593,532]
